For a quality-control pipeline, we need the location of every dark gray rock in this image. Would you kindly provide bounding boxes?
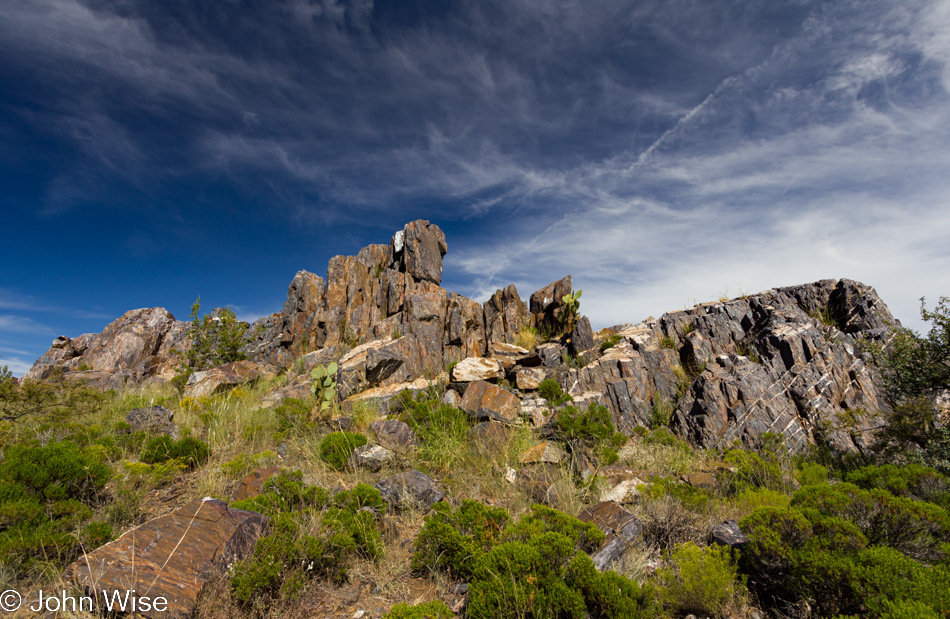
[710,520,748,551]
[348,444,393,472]
[125,405,179,438]
[375,470,445,511]
[370,419,418,449]
[578,501,643,571]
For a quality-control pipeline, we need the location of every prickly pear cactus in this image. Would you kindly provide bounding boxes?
[310,361,339,412]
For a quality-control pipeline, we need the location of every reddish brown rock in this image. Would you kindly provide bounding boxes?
[578,501,642,571]
[234,467,280,501]
[459,380,521,423]
[389,219,448,285]
[451,357,504,382]
[66,498,268,619]
[518,441,567,465]
[483,284,528,345]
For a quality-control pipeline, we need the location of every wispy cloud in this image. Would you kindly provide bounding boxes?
[0,315,55,335]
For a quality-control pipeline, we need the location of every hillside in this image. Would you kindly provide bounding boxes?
[3,221,948,619]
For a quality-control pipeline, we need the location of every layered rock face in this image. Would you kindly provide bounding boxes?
[564,279,894,453]
[26,218,897,455]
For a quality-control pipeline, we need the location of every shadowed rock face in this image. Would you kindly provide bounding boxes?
[26,219,898,457]
[66,499,268,619]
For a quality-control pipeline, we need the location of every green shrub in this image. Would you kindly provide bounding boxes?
[383,600,453,619]
[318,431,367,471]
[553,403,626,449]
[273,397,315,440]
[140,435,210,468]
[186,297,248,370]
[796,461,830,486]
[538,378,573,405]
[600,335,622,351]
[413,502,654,619]
[791,482,950,563]
[721,433,791,494]
[0,441,112,578]
[657,542,746,618]
[845,464,950,510]
[229,479,385,609]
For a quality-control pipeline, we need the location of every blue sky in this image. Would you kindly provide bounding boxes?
[2,0,949,376]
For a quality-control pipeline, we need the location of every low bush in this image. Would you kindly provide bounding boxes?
[229,476,385,610]
[383,600,453,619]
[657,542,746,618]
[721,433,793,495]
[845,463,950,510]
[538,378,572,406]
[553,403,626,451]
[0,441,113,578]
[413,502,657,619]
[140,435,210,468]
[318,431,367,471]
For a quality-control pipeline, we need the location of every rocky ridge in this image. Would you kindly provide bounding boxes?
[26,220,897,455]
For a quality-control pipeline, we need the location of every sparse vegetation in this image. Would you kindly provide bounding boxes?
[186,297,249,370]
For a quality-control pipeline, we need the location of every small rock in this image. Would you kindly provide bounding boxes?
[348,445,394,472]
[710,520,749,551]
[505,467,517,483]
[375,470,445,511]
[470,421,511,453]
[490,342,530,362]
[184,360,266,398]
[578,501,643,571]
[442,388,462,408]
[234,467,280,501]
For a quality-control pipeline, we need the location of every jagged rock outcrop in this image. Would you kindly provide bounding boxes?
[26,308,188,388]
[563,279,894,454]
[24,219,898,458]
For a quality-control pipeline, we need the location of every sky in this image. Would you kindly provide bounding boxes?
[2,0,950,377]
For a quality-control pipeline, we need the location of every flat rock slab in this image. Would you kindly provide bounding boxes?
[515,367,548,390]
[374,470,445,511]
[125,405,179,438]
[66,498,268,619]
[451,357,504,382]
[578,501,642,571]
[460,380,521,423]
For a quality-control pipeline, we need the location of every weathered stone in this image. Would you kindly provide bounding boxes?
[535,342,564,367]
[459,380,522,423]
[66,498,268,619]
[234,467,280,501]
[184,360,267,398]
[348,444,394,472]
[516,464,561,505]
[483,284,528,345]
[375,470,445,511]
[578,501,642,571]
[451,357,504,382]
[125,405,179,438]
[519,441,567,465]
[569,316,595,355]
[470,421,511,453]
[26,308,186,385]
[530,276,573,334]
[444,292,487,361]
[682,470,718,489]
[710,520,749,551]
[515,366,549,390]
[389,220,447,285]
[521,397,552,426]
[573,448,597,483]
[490,342,530,362]
[597,465,650,504]
[442,388,462,408]
[370,419,418,449]
[341,377,440,415]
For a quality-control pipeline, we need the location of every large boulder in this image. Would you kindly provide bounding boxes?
[184,360,270,398]
[459,380,522,423]
[451,357,504,382]
[125,405,179,438]
[66,498,268,619]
